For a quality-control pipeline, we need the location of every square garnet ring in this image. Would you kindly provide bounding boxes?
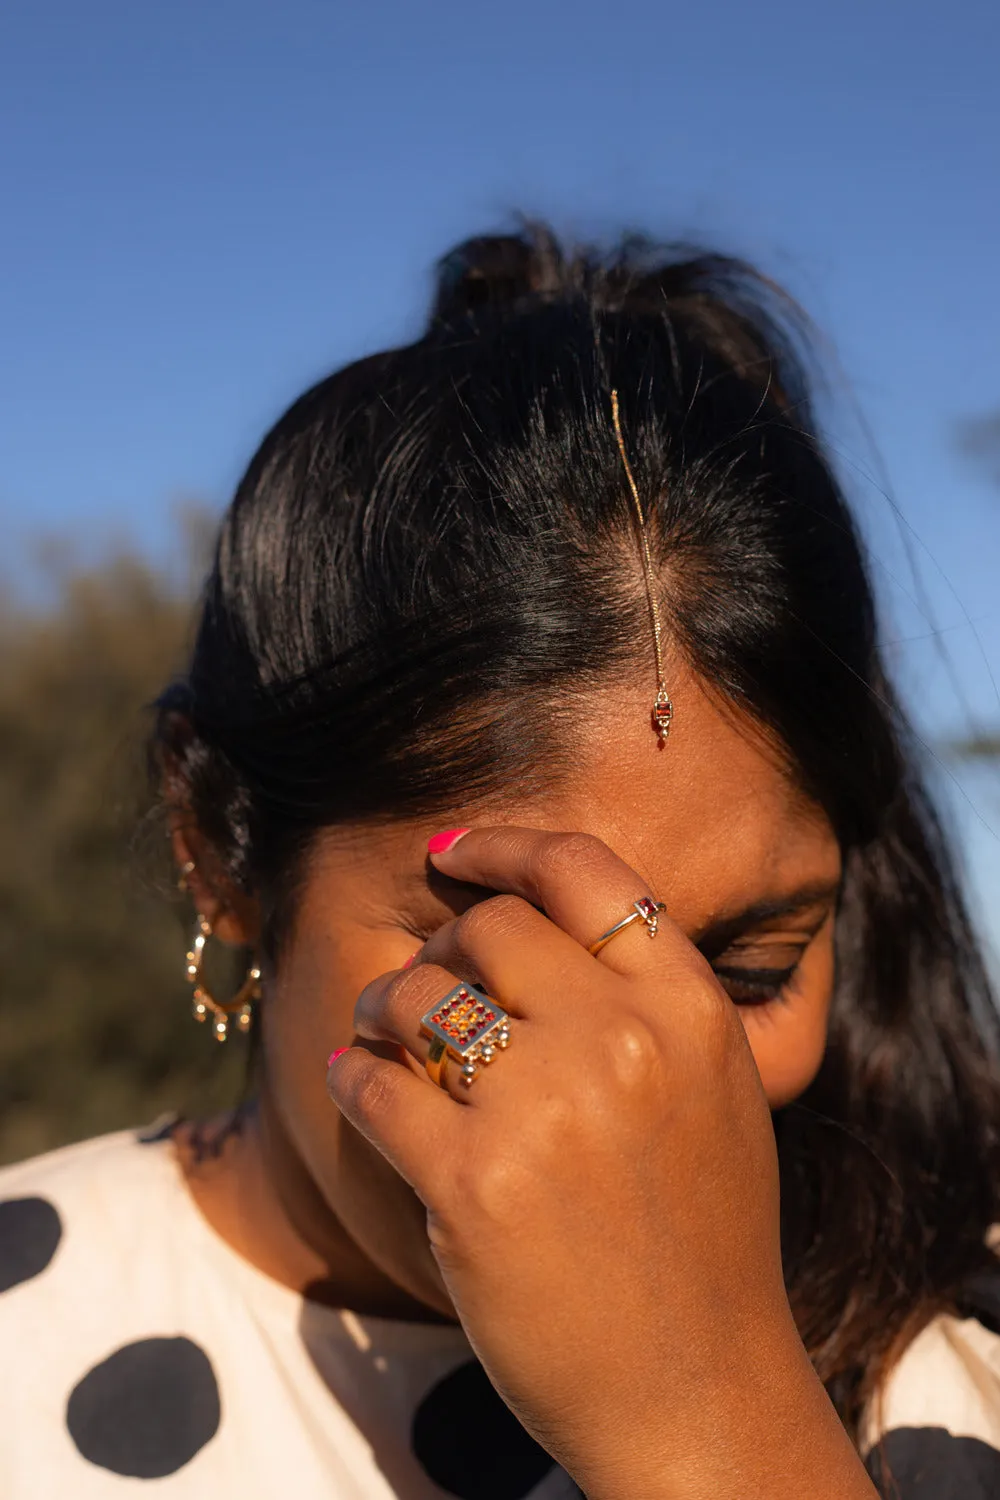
[419,984,511,1088]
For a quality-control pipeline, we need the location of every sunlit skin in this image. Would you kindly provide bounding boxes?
[172,662,878,1498]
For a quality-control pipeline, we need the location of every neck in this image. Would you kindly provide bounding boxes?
[175,1097,445,1321]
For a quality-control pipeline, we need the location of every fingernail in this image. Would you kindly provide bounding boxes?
[402,951,418,969]
[326,1047,350,1068]
[427,828,470,855]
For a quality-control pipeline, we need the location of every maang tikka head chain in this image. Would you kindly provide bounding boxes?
[610,390,674,745]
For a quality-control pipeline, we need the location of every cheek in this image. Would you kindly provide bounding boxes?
[260,913,412,1178]
[259,913,450,1307]
[737,934,834,1110]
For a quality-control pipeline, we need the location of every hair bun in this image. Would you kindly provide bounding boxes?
[428,226,566,329]
[426,223,803,415]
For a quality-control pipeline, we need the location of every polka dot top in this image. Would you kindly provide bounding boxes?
[1,1128,1000,1496]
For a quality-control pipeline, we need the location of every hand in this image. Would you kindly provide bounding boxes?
[327,828,876,1499]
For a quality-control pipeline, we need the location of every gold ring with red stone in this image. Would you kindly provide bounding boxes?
[419,984,511,1088]
[587,897,666,956]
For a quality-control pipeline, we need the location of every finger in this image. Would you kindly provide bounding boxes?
[416,894,593,1013]
[428,826,689,976]
[354,963,518,1101]
[325,1043,456,1201]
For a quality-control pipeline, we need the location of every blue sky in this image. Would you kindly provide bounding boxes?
[2,0,999,949]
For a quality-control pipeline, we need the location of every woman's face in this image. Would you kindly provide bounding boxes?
[249,665,842,1313]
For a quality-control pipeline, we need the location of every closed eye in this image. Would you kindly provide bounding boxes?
[711,963,801,1006]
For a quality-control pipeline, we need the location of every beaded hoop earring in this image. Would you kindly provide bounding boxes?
[184,913,261,1043]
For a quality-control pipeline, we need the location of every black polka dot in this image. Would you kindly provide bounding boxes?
[866,1426,1000,1496]
[0,1196,62,1293]
[412,1359,556,1500]
[67,1336,220,1478]
[957,1270,1000,1336]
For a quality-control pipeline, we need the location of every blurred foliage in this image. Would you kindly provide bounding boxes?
[957,409,1000,490]
[0,513,249,1167]
[950,734,1000,760]
[952,409,1000,765]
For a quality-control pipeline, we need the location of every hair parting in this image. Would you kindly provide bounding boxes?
[609,388,674,743]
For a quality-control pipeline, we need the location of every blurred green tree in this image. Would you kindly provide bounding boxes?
[952,411,1000,764]
[958,411,1000,490]
[0,512,248,1166]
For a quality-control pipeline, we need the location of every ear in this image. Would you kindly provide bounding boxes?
[169,819,261,949]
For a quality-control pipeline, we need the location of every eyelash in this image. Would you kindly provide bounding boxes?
[404,925,807,1007]
[711,963,801,1006]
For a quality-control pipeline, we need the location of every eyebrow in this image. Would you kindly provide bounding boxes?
[399,867,841,950]
[692,879,841,954]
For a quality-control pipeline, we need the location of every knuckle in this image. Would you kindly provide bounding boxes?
[346,1059,399,1124]
[453,1096,575,1227]
[368,967,440,1037]
[463,1143,532,1225]
[455,893,526,949]
[380,969,415,1028]
[536,830,610,884]
[599,1014,663,1090]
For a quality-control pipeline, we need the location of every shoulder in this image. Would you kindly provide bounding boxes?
[0,1125,233,1488]
[865,1285,1000,1497]
[0,1121,189,1318]
[0,1117,180,1205]
[0,1121,181,1282]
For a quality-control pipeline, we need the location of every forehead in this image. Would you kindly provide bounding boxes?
[501,664,841,929]
[314,663,841,928]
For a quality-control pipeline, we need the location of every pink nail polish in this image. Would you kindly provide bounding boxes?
[402,952,418,969]
[327,1047,350,1068]
[427,828,470,855]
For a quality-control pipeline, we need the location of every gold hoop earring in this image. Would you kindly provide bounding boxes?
[185,914,261,1043]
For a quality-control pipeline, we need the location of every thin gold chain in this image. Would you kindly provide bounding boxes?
[610,390,667,695]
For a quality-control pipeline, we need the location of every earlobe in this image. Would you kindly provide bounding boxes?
[211,905,259,948]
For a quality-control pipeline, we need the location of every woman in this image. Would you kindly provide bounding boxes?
[2,225,999,1499]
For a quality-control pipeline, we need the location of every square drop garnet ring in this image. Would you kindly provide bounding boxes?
[587,897,666,956]
[419,985,512,1088]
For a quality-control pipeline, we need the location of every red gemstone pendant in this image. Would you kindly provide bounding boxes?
[651,689,673,743]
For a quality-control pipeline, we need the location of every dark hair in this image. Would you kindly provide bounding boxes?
[155,223,1000,1441]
